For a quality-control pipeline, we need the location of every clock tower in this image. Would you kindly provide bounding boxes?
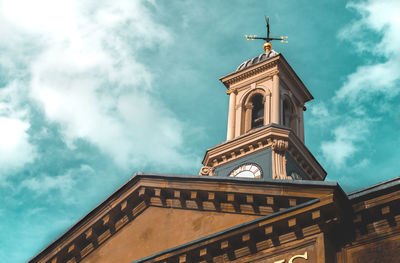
[199,43,326,181]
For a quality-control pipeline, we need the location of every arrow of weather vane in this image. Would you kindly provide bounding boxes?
[245,17,288,44]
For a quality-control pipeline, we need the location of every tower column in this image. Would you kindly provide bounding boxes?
[271,74,280,124]
[244,102,253,132]
[226,89,237,140]
[263,92,271,125]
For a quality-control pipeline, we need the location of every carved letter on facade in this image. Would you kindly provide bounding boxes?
[288,251,308,263]
[273,251,308,263]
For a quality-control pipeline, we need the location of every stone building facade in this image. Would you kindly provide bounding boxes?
[29,48,400,263]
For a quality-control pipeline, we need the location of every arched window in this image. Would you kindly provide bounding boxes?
[282,98,291,128]
[282,97,297,133]
[250,94,264,129]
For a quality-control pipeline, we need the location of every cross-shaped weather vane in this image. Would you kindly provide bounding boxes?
[245,17,288,53]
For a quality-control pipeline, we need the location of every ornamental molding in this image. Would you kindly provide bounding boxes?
[199,166,214,176]
[277,59,313,102]
[271,139,290,180]
[202,125,326,181]
[272,139,289,153]
[137,201,346,263]
[220,55,313,103]
[244,102,254,110]
[234,76,273,95]
[226,89,237,95]
[31,174,342,263]
[220,57,280,88]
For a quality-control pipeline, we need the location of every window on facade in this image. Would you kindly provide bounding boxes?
[251,94,264,129]
[282,99,292,128]
[282,98,297,134]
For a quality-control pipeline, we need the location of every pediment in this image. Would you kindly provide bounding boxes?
[82,206,260,263]
[30,173,345,263]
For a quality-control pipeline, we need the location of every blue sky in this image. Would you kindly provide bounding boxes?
[0,0,399,262]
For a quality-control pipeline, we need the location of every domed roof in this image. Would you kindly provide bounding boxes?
[236,50,279,72]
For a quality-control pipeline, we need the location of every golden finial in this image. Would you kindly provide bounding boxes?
[263,42,273,54]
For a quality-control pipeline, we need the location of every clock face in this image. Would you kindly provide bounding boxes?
[229,163,262,178]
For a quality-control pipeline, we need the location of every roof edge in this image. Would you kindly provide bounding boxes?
[29,172,343,262]
[348,176,400,200]
[133,199,320,263]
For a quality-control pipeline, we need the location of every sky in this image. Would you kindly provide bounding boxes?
[0,0,399,262]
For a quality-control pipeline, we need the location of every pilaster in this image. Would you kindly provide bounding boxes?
[244,102,253,132]
[271,73,280,124]
[226,89,237,140]
[263,91,271,125]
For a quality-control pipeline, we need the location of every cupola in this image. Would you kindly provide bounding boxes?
[199,44,325,182]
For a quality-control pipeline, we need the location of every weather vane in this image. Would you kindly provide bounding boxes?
[245,17,288,54]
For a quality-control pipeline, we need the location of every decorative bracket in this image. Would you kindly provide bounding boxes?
[272,139,290,180]
[199,166,215,176]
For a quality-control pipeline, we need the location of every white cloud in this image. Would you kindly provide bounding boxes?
[0,83,36,180]
[321,139,355,168]
[321,0,400,168]
[0,117,35,174]
[321,119,369,167]
[336,60,400,102]
[0,0,199,173]
[308,102,337,126]
[310,102,329,118]
[337,0,400,102]
[21,173,74,194]
[20,165,95,203]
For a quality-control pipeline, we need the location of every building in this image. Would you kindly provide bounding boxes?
[29,42,400,263]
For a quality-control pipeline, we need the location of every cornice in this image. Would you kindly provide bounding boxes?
[201,125,326,180]
[30,174,341,263]
[344,180,400,247]
[286,132,327,180]
[277,55,313,102]
[220,54,313,103]
[135,194,348,263]
[220,56,280,88]
[133,178,400,263]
